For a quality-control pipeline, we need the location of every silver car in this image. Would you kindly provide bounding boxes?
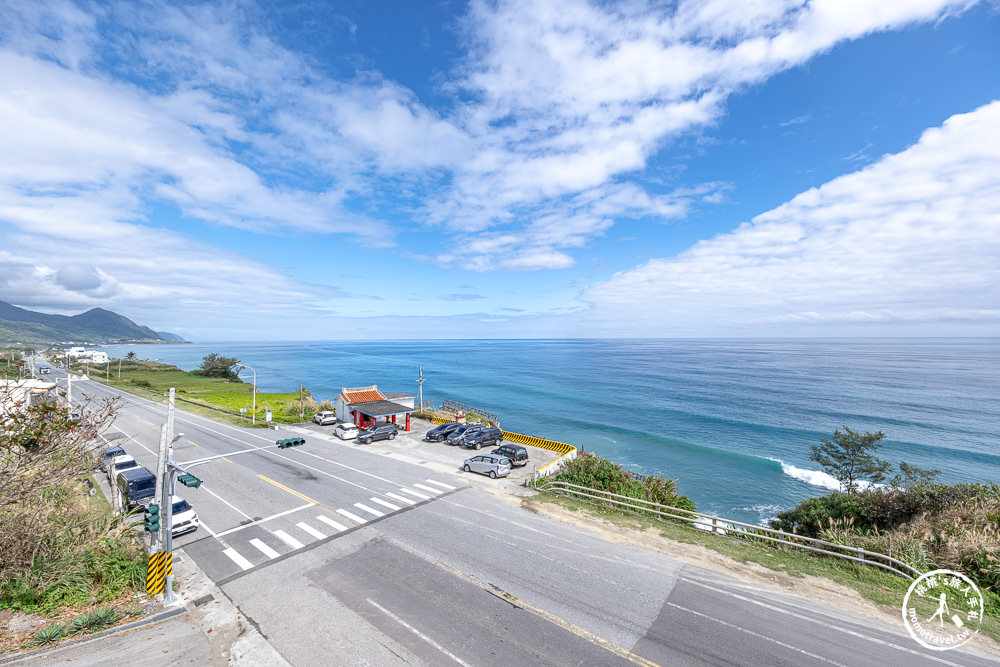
[463,453,511,479]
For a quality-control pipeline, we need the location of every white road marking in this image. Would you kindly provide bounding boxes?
[399,487,431,500]
[386,492,416,505]
[366,598,471,667]
[296,522,326,540]
[249,538,281,559]
[223,548,254,571]
[412,483,442,495]
[370,497,401,511]
[680,578,966,666]
[274,529,305,550]
[336,509,367,524]
[316,515,349,532]
[354,502,385,518]
[424,479,456,490]
[666,602,847,666]
[216,503,315,537]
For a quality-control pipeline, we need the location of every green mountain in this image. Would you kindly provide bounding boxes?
[0,301,183,344]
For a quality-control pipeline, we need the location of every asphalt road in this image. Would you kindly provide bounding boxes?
[57,367,998,666]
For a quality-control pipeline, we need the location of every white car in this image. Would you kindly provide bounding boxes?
[170,495,200,537]
[108,454,139,480]
[313,410,337,426]
[335,423,359,440]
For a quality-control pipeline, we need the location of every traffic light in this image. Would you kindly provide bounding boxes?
[178,473,202,488]
[144,504,160,532]
[276,437,306,449]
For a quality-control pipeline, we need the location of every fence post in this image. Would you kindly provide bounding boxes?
[712,517,718,535]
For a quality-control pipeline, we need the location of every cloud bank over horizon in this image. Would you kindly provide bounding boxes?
[580,102,1000,336]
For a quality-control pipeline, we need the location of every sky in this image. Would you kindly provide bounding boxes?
[0,0,998,340]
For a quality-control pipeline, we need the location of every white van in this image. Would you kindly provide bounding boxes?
[335,423,359,440]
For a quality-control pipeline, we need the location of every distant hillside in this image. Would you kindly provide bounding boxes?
[0,301,184,345]
[156,331,186,342]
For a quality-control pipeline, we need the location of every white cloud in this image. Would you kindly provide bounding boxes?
[580,102,1000,334]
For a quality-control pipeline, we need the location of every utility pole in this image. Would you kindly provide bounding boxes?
[417,366,425,412]
[162,388,178,605]
[106,361,110,381]
[117,357,122,383]
[299,384,304,419]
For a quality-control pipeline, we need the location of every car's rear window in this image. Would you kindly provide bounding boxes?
[131,477,155,492]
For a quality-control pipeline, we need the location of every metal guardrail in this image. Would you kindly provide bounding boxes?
[502,431,575,455]
[534,480,922,580]
[441,399,499,423]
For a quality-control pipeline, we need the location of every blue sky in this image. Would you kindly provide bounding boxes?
[0,0,998,340]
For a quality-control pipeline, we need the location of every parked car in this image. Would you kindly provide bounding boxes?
[492,443,529,466]
[445,423,482,446]
[335,423,359,440]
[39,366,50,374]
[171,495,200,537]
[425,422,462,442]
[99,445,127,472]
[461,426,503,450]
[116,467,157,509]
[313,410,337,426]
[357,423,398,444]
[463,454,511,479]
[107,454,139,481]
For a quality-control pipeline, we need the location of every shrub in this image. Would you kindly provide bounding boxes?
[551,453,696,517]
[770,492,861,537]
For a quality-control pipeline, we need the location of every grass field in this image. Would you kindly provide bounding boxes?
[79,359,320,425]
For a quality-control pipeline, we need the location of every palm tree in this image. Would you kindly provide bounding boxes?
[125,351,136,361]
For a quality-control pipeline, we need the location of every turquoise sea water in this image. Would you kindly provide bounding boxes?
[102,339,1000,525]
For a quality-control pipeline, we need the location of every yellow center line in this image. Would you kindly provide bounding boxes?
[187,440,199,447]
[222,457,233,463]
[429,558,660,667]
[256,474,319,505]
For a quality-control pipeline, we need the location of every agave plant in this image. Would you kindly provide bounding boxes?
[33,622,68,646]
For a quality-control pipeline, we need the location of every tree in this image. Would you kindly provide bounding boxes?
[193,353,242,381]
[125,351,136,360]
[809,426,892,494]
[890,461,942,490]
[1,388,118,579]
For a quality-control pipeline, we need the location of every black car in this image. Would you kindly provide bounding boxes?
[461,426,503,450]
[99,444,127,472]
[357,423,398,444]
[445,423,481,446]
[116,467,157,509]
[492,443,528,466]
[425,422,462,442]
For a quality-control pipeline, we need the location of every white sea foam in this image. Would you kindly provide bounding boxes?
[740,504,784,526]
[766,457,882,492]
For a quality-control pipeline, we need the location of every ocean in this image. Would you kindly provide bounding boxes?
[101,339,1000,525]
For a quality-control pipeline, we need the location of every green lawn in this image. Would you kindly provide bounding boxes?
[85,360,319,424]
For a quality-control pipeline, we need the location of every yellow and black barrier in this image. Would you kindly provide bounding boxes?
[146,551,166,595]
[501,431,576,455]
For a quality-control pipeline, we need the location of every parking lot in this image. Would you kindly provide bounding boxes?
[296,417,563,487]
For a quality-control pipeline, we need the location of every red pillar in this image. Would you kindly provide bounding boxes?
[405,413,411,431]
[353,410,359,426]
[391,415,397,424]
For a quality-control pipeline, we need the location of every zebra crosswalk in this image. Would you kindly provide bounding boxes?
[208,478,457,576]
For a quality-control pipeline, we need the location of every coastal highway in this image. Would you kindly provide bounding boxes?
[60,370,996,666]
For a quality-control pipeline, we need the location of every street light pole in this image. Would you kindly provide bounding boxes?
[237,364,257,425]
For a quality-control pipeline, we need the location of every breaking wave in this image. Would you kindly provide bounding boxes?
[766,457,882,492]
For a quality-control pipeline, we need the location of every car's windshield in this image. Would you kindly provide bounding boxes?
[172,499,191,513]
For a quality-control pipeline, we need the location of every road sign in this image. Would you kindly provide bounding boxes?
[146,551,166,594]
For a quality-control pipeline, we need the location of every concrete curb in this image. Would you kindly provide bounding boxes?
[0,607,187,665]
